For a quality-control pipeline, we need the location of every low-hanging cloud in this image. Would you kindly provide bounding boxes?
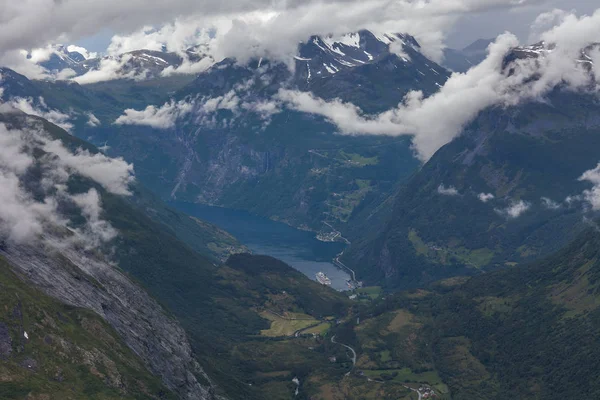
[71,188,118,247]
[41,138,135,196]
[115,99,194,129]
[73,54,146,84]
[541,196,561,210]
[478,193,495,203]
[579,163,600,210]
[87,112,101,127]
[0,118,133,248]
[437,184,459,196]
[497,200,531,218]
[7,96,74,131]
[114,80,281,129]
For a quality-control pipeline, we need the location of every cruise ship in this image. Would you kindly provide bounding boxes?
[316,272,332,285]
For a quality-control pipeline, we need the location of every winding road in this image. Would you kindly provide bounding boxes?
[331,335,357,376]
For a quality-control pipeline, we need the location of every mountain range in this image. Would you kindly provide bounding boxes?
[2,26,600,400]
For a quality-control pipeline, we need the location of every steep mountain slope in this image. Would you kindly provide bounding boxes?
[424,226,600,399]
[357,223,600,399]
[345,61,600,287]
[0,257,173,400]
[0,67,43,99]
[0,110,219,399]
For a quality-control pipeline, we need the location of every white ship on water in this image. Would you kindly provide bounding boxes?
[316,272,332,285]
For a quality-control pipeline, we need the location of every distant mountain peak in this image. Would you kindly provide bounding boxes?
[462,38,495,53]
[295,30,436,83]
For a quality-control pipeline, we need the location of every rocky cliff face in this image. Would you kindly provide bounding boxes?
[1,242,218,400]
[0,110,221,399]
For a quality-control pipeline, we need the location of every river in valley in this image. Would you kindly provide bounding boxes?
[170,202,352,291]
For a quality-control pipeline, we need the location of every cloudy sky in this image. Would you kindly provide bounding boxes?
[446,0,598,48]
[3,0,600,165]
[64,0,599,54]
[0,0,595,60]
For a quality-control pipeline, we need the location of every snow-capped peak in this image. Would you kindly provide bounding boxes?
[295,30,429,82]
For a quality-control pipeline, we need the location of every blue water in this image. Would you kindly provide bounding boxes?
[169,202,351,291]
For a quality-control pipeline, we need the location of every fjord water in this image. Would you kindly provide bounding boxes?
[170,202,352,291]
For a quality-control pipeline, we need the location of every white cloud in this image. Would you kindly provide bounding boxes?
[0,172,61,242]
[528,8,569,44]
[478,193,495,202]
[497,200,531,218]
[115,99,194,129]
[28,45,56,64]
[161,56,215,77]
[115,84,279,129]
[579,163,600,210]
[0,50,51,80]
[41,138,135,196]
[0,45,92,81]
[437,184,459,196]
[541,197,561,209]
[71,188,118,248]
[241,99,281,121]
[66,45,97,60]
[7,97,74,131]
[202,91,239,113]
[73,54,139,85]
[0,120,133,247]
[55,68,77,80]
[86,112,101,127]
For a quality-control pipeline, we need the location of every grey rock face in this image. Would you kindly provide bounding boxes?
[1,242,218,400]
[0,322,12,359]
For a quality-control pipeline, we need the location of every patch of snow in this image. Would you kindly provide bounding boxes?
[324,64,338,74]
[24,331,29,340]
[364,51,374,61]
[335,33,361,48]
[336,58,358,67]
[312,38,334,55]
[138,53,168,66]
[373,32,396,45]
[314,37,345,56]
[294,56,312,61]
